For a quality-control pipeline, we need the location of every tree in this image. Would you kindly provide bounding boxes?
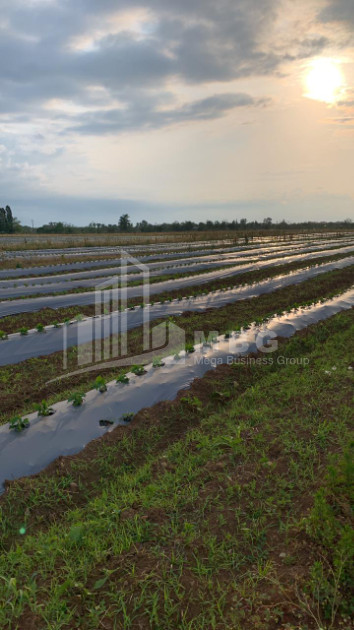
[0,208,5,232]
[5,206,13,233]
[118,213,132,232]
[263,217,272,228]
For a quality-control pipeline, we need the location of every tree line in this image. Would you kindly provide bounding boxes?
[0,205,352,234]
[36,214,353,234]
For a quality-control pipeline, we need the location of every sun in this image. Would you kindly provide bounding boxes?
[304,58,344,104]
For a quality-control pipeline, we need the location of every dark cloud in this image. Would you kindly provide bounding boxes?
[68,93,270,135]
[0,0,314,130]
[1,0,350,138]
[319,0,354,26]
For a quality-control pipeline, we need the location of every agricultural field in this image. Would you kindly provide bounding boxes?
[0,230,353,629]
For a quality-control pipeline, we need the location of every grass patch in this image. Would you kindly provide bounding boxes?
[0,309,352,629]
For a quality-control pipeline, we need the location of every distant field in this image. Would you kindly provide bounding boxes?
[1,228,353,252]
[0,230,353,629]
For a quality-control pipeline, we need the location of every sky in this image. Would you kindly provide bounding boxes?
[0,0,353,226]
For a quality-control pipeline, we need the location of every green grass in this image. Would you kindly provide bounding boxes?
[0,309,352,629]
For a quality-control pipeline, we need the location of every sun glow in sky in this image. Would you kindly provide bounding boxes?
[304,58,345,103]
[1,0,354,224]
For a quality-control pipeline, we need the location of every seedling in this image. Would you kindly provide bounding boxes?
[99,419,114,427]
[0,330,8,340]
[131,365,146,376]
[36,323,45,333]
[19,327,28,336]
[94,376,107,393]
[68,392,85,407]
[185,342,195,354]
[116,373,129,384]
[152,357,165,368]
[35,400,55,417]
[9,416,30,432]
[121,412,134,423]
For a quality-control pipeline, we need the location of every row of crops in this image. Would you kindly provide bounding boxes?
[0,232,353,492]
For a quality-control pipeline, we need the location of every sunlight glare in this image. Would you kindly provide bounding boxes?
[304,59,344,103]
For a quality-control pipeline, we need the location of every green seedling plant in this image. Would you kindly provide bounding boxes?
[131,365,146,376]
[116,373,129,384]
[94,376,107,393]
[19,327,28,336]
[9,416,30,432]
[185,342,195,354]
[36,323,45,333]
[152,357,165,368]
[68,392,86,407]
[35,400,55,417]
[99,419,114,427]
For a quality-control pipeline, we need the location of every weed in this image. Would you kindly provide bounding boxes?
[180,395,203,411]
[36,323,45,333]
[19,327,28,336]
[185,342,195,354]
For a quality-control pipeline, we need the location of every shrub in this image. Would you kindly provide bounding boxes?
[185,342,195,354]
[0,330,8,340]
[36,323,45,333]
[19,327,28,336]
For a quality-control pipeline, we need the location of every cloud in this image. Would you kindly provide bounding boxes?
[319,0,354,26]
[68,93,271,135]
[0,0,324,124]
